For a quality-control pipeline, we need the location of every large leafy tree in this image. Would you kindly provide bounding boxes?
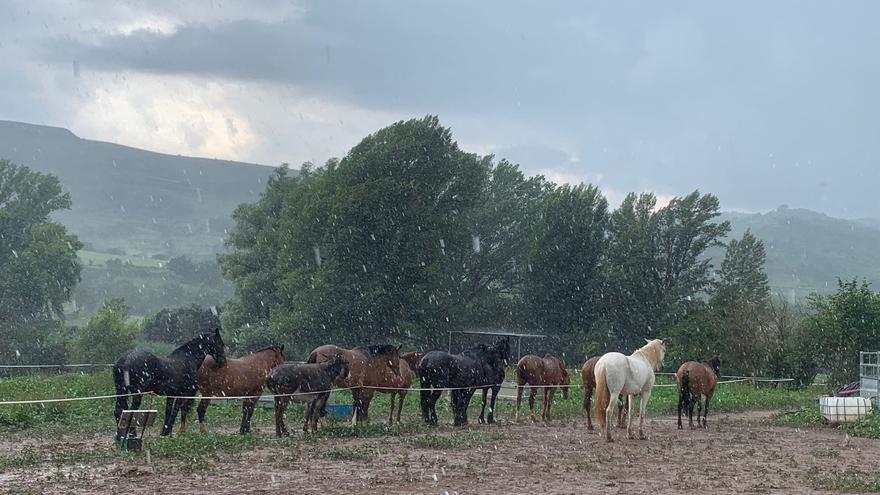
[221,117,545,354]
[711,229,772,373]
[525,183,608,354]
[0,160,82,361]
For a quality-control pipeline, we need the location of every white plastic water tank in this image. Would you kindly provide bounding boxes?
[819,396,873,422]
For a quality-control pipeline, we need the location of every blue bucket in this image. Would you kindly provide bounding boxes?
[325,404,353,417]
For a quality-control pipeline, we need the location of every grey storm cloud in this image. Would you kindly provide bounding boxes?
[17,1,880,217]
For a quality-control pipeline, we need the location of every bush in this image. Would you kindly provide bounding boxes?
[71,299,140,363]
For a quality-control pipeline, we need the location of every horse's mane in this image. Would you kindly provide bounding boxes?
[171,331,216,356]
[707,356,722,377]
[356,344,398,357]
[633,339,665,371]
[248,344,283,355]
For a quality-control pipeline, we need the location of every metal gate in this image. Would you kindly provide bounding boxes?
[860,351,880,404]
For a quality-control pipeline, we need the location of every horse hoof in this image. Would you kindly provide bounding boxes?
[587,425,594,431]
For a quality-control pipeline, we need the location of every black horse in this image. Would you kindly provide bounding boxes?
[419,337,511,426]
[113,328,226,438]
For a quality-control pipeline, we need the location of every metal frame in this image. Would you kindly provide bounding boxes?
[447,329,546,361]
[860,351,880,405]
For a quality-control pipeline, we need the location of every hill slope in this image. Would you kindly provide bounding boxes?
[720,207,880,299]
[0,120,276,258]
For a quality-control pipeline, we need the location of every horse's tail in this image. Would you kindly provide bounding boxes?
[679,369,690,402]
[594,363,610,429]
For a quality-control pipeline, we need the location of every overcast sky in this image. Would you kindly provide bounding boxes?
[2,1,878,217]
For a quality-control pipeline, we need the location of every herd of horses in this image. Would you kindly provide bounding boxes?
[113,328,723,443]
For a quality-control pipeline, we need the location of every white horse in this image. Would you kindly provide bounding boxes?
[594,339,666,442]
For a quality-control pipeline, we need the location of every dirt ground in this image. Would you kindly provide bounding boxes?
[2,411,879,494]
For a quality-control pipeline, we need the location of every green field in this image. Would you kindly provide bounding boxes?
[78,250,165,268]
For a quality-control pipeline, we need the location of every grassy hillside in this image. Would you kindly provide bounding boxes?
[0,120,277,259]
[720,207,880,299]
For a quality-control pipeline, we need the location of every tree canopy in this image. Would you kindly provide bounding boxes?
[0,160,82,362]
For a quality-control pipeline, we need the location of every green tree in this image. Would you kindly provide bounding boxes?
[602,191,729,354]
[71,299,141,363]
[142,305,218,343]
[803,279,880,386]
[221,117,544,354]
[525,183,608,351]
[711,229,771,374]
[712,229,770,312]
[0,160,82,362]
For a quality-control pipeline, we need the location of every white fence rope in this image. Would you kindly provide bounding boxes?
[0,375,795,406]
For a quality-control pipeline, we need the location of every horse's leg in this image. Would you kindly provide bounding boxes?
[478,388,489,424]
[197,398,211,433]
[396,392,405,424]
[313,394,330,432]
[240,398,256,434]
[688,393,697,429]
[544,387,555,421]
[528,388,538,421]
[694,393,703,429]
[451,390,465,426]
[703,393,712,429]
[585,385,594,430]
[161,398,176,436]
[487,385,500,424]
[677,391,686,430]
[617,395,627,429]
[360,389,374,424]
[178,398,192,433]
[515,384,524,422]
[626,394,636,439]
[420,389,431,425]
[638,389,652,440]
[388,393,396,426]
[274,397,289,437]
[304,400,315,433]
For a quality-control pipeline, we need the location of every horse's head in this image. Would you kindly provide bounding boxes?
[330,352,351,381]
[205,328,226,367]
[708,355,722,378]
[492,337,512,367]
[272,344,286,366]
[560,366,571,400]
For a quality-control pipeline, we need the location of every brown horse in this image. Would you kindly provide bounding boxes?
[676,356,721,429]
[179,345,285,434]
[308,344,401,425]
[401,351,423,375]
[581,356,627,430]
[376,351,422,424]
[514,354,569,422]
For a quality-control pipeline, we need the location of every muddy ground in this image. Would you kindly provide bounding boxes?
[2,411,878,494]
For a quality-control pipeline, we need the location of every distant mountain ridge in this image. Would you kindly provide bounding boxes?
[1,120,878,298]
[720,207,880,299]
[0,120,277,258]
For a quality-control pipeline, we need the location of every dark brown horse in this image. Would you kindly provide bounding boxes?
[514,354,570,422]
[178,345,285,434]
[266,354,349,435]
[581,356,627,430]
[401,351,423,375]
[676,356,721,429]
[308,344,401,425]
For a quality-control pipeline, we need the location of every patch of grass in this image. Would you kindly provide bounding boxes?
[319,445,380,461]
[807,466,880,493]
[775,406,825,427]
[0,448,40,472]
[840,411,880,439]
[148,432,259,469]
[408,430,504,449]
